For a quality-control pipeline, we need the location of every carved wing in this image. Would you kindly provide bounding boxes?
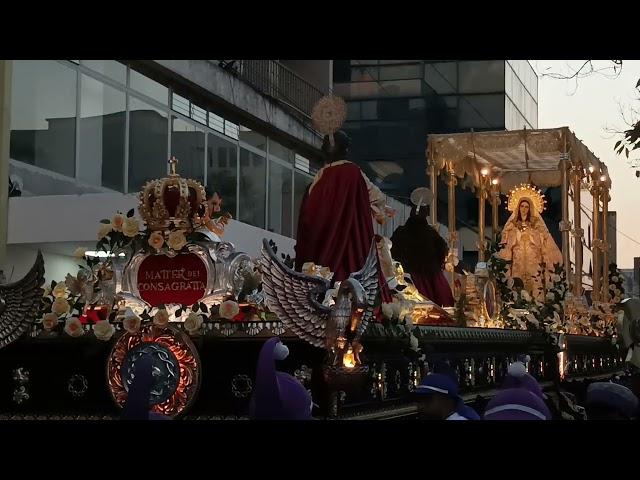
[0,251,45,349]
[348,240,379,337]
[260,239,330,348]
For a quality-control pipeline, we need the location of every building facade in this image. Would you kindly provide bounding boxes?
[333,60,540,267]
[4,60,334,282]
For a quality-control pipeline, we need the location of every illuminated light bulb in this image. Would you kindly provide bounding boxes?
[480,167,489,176]
[343,348,356,369]
[491,178,499,185]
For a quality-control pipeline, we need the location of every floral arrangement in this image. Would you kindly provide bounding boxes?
[487,238,567,334]
[605,263,625,306]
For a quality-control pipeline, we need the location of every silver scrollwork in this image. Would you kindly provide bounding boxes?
[121,343,180,405]
[68,374,89,398]
[294,365,313,386]
[12,368,29,385]
[231,374,253,398]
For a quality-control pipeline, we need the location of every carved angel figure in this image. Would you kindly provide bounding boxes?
[260,239,379,367]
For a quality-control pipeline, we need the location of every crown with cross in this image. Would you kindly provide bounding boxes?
[138,156,209,232]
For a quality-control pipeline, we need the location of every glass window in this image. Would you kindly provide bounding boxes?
[424,62,457,94]
[238,125,266,151]
[79,75,126,192]
[128,96,168,192]
[351,66,378,82]
[268,161,293,236]
[458,94,504,129]
[208,112,224,134]
[80,60,126,84]
[239,148,266,228]
[268,139,294,164]
[129,68,168,105]
[346,102,360,121]
[207,133,238,218]
[171,93,190,116]
[225,120,239,140]
[458,61,505,94]
[378,63,421,80]
[361,100,378,120]
[332,60,351,83]
[379,79,422,97]
[293,171,313,239]
[191,104,207,125]
[171,117,205,184]
[10,60,77,179]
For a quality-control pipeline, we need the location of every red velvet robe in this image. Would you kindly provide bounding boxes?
[411,272,455,307]
[294,162,392,304]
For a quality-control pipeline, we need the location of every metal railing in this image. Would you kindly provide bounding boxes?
[217,60,325,120]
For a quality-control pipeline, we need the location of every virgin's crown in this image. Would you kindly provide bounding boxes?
[138,157,208,232]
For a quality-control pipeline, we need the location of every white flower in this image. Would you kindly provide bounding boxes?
[51,297,71,316]
[98,223,112,240]
[93,320,115,341]
[73,247,87,259]
[409,334,419,351]
[551,274,561,283]
[381,303,394,319]
[122,310,141,334]
[42,312,58,330]
[399,302,413,321]
[219,300,240,320]
[64,317,84,338]
[167,230,187,251]
[390,301,403,319]
[148,232,164,250]
[611,276,619,282]
[122,217,140,237]
[111,214,125,232]
[153,309,170,327]
[546,292,555,301]
[52,283,67,299]
[184,312,203,334]
[507,277,515,289]
[521,290,532,302]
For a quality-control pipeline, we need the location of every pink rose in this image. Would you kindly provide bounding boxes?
[153,309,170,328]
[219,300,240,320]
[42,312,58,330]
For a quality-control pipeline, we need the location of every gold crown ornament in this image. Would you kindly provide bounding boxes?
[138,156,208,232]
[507,183,546,215]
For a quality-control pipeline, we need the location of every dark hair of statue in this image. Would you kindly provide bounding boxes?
[390,205,448,276]
[321,130,351,164]
[204,186,220,200]
[516,199,532,223]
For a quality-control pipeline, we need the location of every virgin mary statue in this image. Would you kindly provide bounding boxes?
[498,184,563,301]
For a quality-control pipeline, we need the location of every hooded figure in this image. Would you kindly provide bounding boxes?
[249,337,313,420]
[500,360,545,400]
[484,388,551,420]
[121,354,172,421]
[390,205,454,307]
[415,362,479,420]
[585,382,639,420]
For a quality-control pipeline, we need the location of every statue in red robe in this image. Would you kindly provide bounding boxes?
[390,206,454,307]
[295,131,393,292]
